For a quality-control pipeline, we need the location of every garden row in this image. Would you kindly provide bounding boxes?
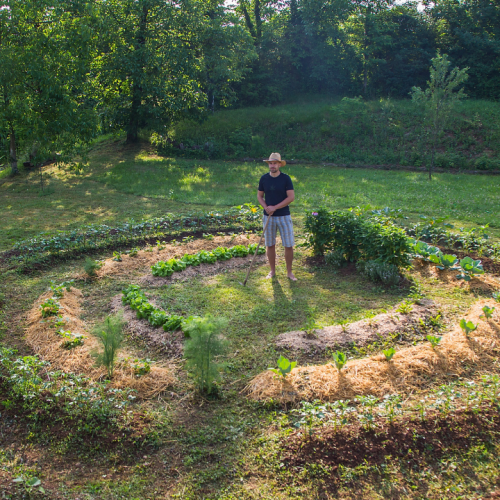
[151,243,265,277]
[304,208,491,285]
[2,204,261,269]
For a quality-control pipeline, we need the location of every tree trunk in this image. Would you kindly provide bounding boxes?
[9,124,18,175]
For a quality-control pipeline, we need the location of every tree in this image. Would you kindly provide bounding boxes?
[0,0,98,175]
[411,53,468,180]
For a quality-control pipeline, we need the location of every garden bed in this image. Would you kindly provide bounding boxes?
[275,299,438,353]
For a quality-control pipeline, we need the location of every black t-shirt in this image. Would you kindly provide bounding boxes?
[258,172,294,217]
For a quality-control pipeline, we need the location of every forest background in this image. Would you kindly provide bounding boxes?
[1,0,500,174]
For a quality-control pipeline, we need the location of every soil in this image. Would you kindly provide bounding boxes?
[110,295,185,359]
[282,403,500,483]
[275,299,438,353]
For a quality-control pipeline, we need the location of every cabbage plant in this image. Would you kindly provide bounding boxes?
[456,257,484,281]
[268,355,297,379]
[459,319,478,335]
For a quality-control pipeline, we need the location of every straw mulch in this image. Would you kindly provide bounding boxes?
[76,234,263,280]
[245,299,500,404]
[25,288,175,399]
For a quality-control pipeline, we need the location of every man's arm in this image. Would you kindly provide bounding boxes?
[257,190,274,215]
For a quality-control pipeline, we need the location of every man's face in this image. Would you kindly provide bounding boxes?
[268,161,280,174]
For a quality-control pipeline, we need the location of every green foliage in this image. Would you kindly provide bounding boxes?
[57,330,86,349]
[382,347,396,361]
[436,254,459,270]
[40,298,60,318]
[92,313,125,379]
[460,319,478,335]
[481,306,495,320]
[359,260,401,286]
[331,351,347,372]
[291,401,327,439]
[84,257,103,277]
[304,208,411,269]
[493,292,500,303]
[426,334,442,349]
[132,359,152,377]
[163,315,183,332]
[396,301,413,314]
[268,355,297,379]
[325,248,346,268]
[411,53,469,179]
[112,251,123,262]
[456,257,484,281]
[183,315,228,394]
[148,310,168,328]
[128,247,140,257]
[12,476,45,496]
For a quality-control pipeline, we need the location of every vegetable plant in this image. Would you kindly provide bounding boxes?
[40,298,60,318]
[92,313,125,379]
[149,309,168,327]
[436,254,459,270]
[382,394,402,424]
[112,251,122,262]
[268,355,297,379]
[163,315,183,332]
[355,395,379,430]
[61,334,86,349]
[128,247,140,257]
[382,347,396,361]
[291,400,326,439]
[12,476,45,495]
[460,319,478,335]
[84,257,102,277]
[331,351,347,372]
[456,256,484,281]
[133,359,152,376]
[492,292,500,302]
[396,301,413,314]
[480,306,495,320]
[183,315,228,394]
[426,335,442,349]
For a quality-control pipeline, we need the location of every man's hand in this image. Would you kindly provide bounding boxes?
[265,205,276,215]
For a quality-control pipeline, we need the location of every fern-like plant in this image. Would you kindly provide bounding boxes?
[183,315,228,394]
[92,313,125,379]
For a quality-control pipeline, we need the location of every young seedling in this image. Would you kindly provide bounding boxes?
[112,251,123,262]
[396,301,413,314]
[426,335,442,349]
[460,319,478,334]
[338,319,350,333]
[382,347,396,361]
[268,355,297,379]
[128,247,140,257]
[493,292,500,303]
[331,351,347,372]
[40,298,60,318]
[480,306,495,320]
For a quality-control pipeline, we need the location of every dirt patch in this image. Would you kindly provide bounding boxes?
[25,288,175,398]
[276,299,438,352]
[281,403,500,482]
[246,299,500,403]
[139,253,267,287]
[110,295,185,359]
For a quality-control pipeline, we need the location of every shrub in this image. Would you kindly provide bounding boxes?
[183,315,228,394]
[84,257,102,277]
[92,313,125,379]
[304,208,411,269]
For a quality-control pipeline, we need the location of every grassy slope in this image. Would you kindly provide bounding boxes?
[160,97,500,167]
[0,138,499,252]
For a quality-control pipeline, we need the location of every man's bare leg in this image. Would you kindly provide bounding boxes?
[266,245,276,278]
[285,246,297,281]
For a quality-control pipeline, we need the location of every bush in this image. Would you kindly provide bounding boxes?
[92,313,125,379]
[183,315,228,394]
[358,260,401,286]
[304,208,411,269]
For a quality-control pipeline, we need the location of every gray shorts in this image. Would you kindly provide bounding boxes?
[263,215,295,247]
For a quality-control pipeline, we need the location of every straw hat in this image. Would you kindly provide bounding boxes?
[263,152,286,167]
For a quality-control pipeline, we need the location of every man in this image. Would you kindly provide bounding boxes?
[257,152,297,281]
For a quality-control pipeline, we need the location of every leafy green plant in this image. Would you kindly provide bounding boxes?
[356,395,379,431]
[198,250,217,264]
[382,394,402,424]
[426,334,442,349]
[49,280,73,298]
[436,253,459,270]
[84,257,103,277]
[92,313,125,379]
[460,319,478,335]
[164,315,184,332]
[148,309,168,327]
[493,292,500,302]
[61,334,86,349]
[183,315,228,394]
[291,400,326,439]
[325,248,345,268]
[396,301,413,314]
[456,256,484,281]
[359,260,400,286]
[203,233,214,240]
[133,359,152,376]
[331,351,347,372]
[128,247,140,257]
[12,476,45,495]
[480,306,495,320]
[112,251,123,262]
[382,347,396,361]
[40,298,60,318]
[268,355,297,379]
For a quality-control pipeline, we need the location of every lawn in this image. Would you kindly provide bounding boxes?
[1,139,500,499]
